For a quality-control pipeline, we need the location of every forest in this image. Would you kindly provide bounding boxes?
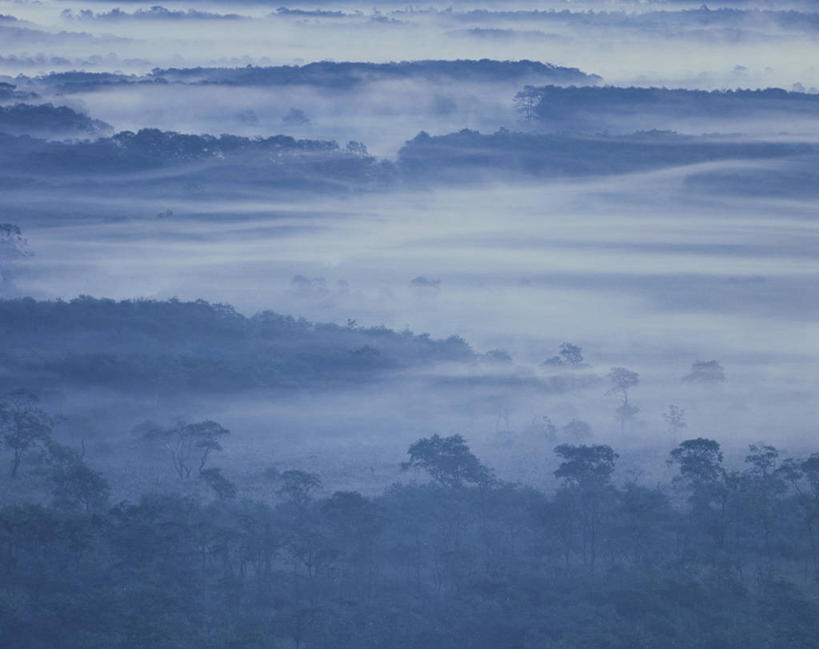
[2,0,818,646]
[1,407,819,649]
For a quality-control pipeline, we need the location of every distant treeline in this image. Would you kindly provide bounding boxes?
[517,85,819,131]
[397,128,812,182]
[0,102,110,138]
[0,297,474,393]
[19,60,598,93]
[61,4,819,33]
[446,6,819,32]
[0,127,340,169]
[0,126,812,192]
[61,6,246,22]
[1,427,818,649]
[0,128,386,191]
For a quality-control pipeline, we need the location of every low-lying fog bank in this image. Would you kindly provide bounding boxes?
[1,162,815,493]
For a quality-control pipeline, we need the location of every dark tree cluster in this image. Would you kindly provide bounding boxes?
[0,127,394,193]
[0,297,475,395]
[516,85,819,128]
[61,6,246,22]
[0,389,109,510]
[2,422,819,649]
[0,102,111,138]
[0,121,813,196]
[0,128,340,170]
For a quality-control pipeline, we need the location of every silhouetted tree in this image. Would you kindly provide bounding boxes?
[669,438,724,490]
[140,419,230,479]
[402,434,493,488]
[742,444,785,562]
[668,438,731,550]
[684,360,726,384]
[544,342,584,367]
[0,389,53,478]
[554,444,618,488]
[554,444,618,570]
[607,367,639,433]
[272,469,322,509]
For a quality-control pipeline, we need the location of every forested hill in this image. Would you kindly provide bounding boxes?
[0,129,386,191]
[0,103,111,138]
[20,59,599,92]
[397,129,813,182]
[0,297,474,393]
[517,85,819,131]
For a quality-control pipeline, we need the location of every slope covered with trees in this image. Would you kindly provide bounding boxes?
[0,297,474,394]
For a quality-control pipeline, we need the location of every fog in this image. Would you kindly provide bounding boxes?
[0,10,816,472]
[2,3,819,646]
[40,80,549,156]
[6,1,819,159]
[3,165,817,471]
[4,1,819,89]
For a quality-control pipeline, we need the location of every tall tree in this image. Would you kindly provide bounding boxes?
[402,434,493,488]
[140,419,230,479]
[0,389,53,478]
[607,367,639,433]
[668,438,732,551]
[553,444,619,570]
[742,444,785,563]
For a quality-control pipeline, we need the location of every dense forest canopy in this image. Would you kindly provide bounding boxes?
[2,414,819,649]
